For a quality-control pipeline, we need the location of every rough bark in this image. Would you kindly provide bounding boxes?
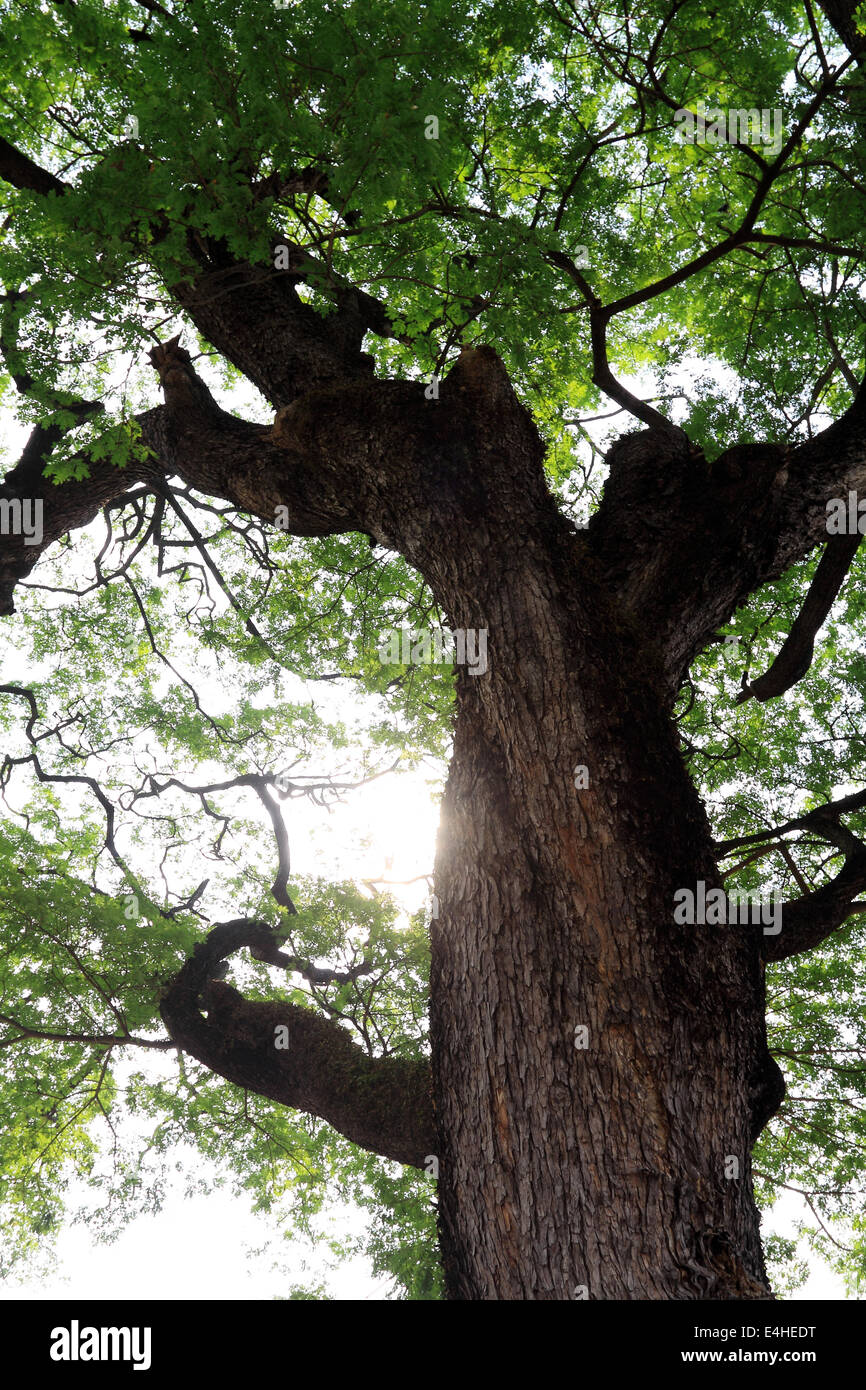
[402,371,781,1300]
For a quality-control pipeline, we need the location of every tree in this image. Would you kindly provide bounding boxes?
[1,0,866,1301]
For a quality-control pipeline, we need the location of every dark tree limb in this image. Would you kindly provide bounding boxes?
[589,307,686,433]
[244,921,374,986]
[0,748,124,875]
[715,786,866,856]
[736,532,863,704]
[131,0,173,20]
[168,239,390,408]
[0,136,68,196]
[584,371,866,700]
[0,285,105,486]
[818,0,866,61]
[763,837,866,962]
[0,411,165,615]
[143,333,549,603]
[0,332,364,614]
[597,56,855,323]
[714,792,866,961]
[159,919,435,1169]
[128,764,394,915]
[0,1016,174,1051]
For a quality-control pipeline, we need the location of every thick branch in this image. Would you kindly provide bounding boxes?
[715,787,866,856]
[715,792,866,961]
[586,372,866,700]
[0,136,67,196]
[160,920,435,1169]
[168,238,390,408]
[0,408,165,615]
[607,9,866,683]
[1,323,552,640]
[146,334,550,599]
[0,132,392,414]
[573,20,866,689]
[818,0,866,61]
[0,335,361,614]
[763,839,866,962]
[736,531,863,704]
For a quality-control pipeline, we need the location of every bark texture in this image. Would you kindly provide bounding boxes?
[412,375,781,1299]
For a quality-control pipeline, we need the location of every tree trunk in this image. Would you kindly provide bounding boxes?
[1,318,797,1298]
[419,375,780,1300]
